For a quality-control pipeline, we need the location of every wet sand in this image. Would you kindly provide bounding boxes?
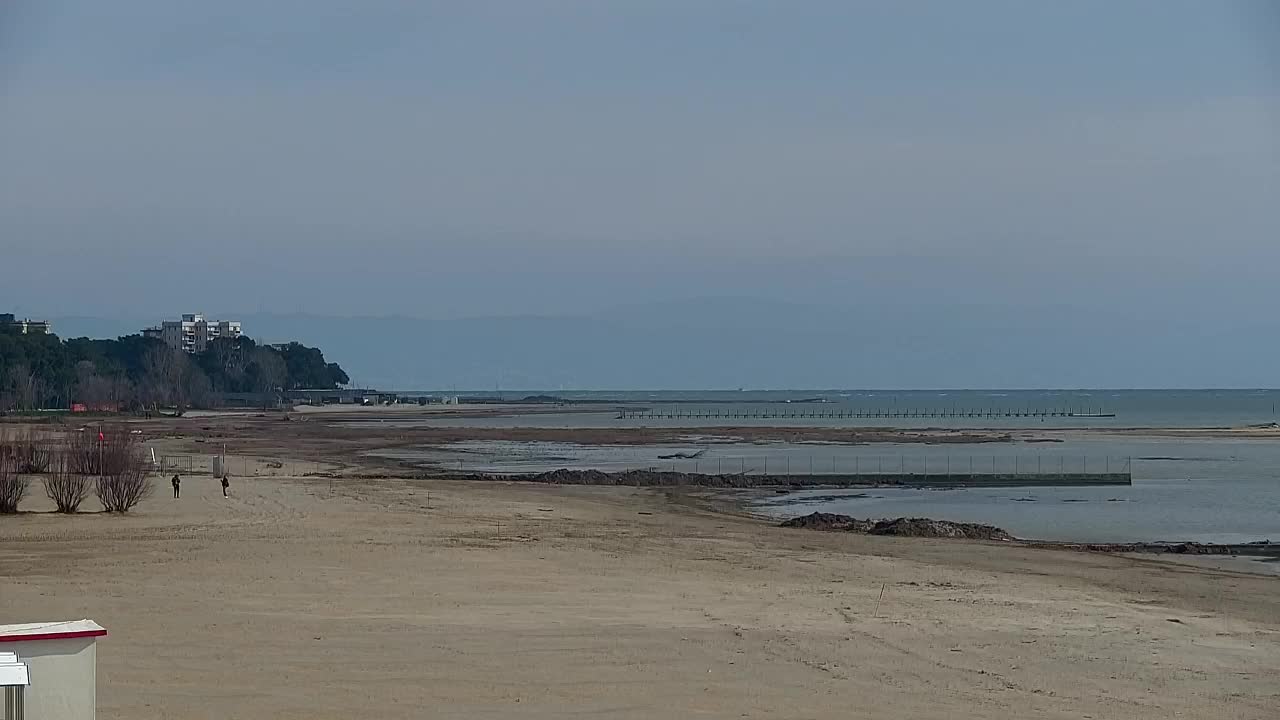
[2,445,1278,718]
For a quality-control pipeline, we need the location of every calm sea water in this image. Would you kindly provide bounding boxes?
[756,479,1280,547]
[381,389,1280,429]
[750,437,1280,545]
[375,435,1280,546]
[367,390,1280,547]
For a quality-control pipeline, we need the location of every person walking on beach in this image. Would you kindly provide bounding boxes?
[172,474,181,499]
[221,475,230,498]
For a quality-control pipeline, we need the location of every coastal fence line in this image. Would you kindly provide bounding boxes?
[617,407,1116,420]
[455,454,1133,485]
[634,454,1131,478]
[154,454,328,478]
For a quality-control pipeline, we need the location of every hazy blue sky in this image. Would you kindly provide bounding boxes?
[3,2,1279,386]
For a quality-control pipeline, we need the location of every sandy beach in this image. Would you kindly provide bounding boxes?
[2,430,1278,718]
[8,0,1275,713]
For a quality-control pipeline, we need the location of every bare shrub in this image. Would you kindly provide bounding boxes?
[0,447,27,514]
[15,428,52,474]
[99,428,140,476]
[93,429,152,512]
[65,427,107,475]
[95,462,151,513]
[43,452,90,513]
[68,426,149,476]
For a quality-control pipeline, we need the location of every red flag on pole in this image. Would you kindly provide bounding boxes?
[98,430,105,442]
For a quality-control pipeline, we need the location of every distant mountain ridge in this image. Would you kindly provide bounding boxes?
[48,297,1280,390]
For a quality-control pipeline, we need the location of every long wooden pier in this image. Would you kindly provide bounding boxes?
[617,407,1115,420]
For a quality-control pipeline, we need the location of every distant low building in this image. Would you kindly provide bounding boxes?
[143,313,242,353]
[283,388,396,405]
[0,313,51,335]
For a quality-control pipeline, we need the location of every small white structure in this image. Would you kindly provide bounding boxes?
[0,620,106,720]
[1,650,30,719]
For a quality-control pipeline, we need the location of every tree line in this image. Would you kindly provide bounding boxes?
[0,329,349,412]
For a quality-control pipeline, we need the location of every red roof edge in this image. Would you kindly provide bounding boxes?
[0,629,108,644]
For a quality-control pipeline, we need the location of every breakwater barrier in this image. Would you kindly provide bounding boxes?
[466,456,1132,488]
[649,454,1129,481]
[617,407,1114,420]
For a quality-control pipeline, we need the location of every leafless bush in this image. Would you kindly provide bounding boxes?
[93,429,152,512]
[68,426,149,477]
[65,428,97,475]
[42,452,90,513]
[0,450,27,514]
[95,461,151,513]
[14,428,52,473]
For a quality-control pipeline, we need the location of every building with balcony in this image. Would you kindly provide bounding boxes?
[0,312,50,335]
[143,313,242,353]
[0,314,51,335]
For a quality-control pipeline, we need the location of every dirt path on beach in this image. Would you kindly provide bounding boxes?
[2,468,1277,719]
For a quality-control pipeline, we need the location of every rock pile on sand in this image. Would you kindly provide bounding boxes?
[1024,540,1280,556]
[781,512,1014,541]
[778,512,875,533]
[868,517,1014,540]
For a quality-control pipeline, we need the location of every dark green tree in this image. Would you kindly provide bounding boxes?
[0,331,347,411]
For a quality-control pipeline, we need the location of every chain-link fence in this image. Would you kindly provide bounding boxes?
[153,454,330,477]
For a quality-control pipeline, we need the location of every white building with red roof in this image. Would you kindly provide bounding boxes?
[0,619,106,719]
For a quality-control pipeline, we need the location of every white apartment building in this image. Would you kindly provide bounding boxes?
[143,313,242,353]
[0,314,51,335]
